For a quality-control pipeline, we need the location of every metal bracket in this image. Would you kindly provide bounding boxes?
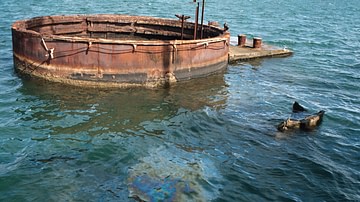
[41,38,55,59]
[132,44,137,52]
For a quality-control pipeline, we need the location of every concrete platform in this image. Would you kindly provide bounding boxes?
[228,43,293,63]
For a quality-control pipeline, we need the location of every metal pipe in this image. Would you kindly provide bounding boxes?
[175,14,190,40]
[200,0,205,39]
[181,16,185,40]
[194,2,199,40]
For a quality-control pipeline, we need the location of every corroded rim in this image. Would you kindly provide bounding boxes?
[12,14,230,88]
[12,14,228,44]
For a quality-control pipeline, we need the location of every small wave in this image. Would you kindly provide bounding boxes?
[0,147,28,175]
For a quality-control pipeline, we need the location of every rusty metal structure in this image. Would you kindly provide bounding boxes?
[12,14,230,88]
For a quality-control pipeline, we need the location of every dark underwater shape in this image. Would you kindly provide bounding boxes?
[277,102,325,132]
[292,101,307,113]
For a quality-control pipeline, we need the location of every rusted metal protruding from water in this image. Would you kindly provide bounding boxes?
[238,34,246,47]
[11,14,230,88]
[229,34,293,62]
[200,0,206,39]
[194,2,200,40]
[208,21,220,27]
[253,37,262,48]
[175,14,191,40]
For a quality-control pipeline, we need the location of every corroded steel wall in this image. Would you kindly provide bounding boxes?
[12,15,229,88]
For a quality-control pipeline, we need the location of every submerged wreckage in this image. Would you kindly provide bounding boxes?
[12,14,230,87]
[11,1,292,88]
[277,102,325,132]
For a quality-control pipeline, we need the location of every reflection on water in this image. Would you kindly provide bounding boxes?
[16,74,228,137]
[2,73,228,201]
[1,0,360,201]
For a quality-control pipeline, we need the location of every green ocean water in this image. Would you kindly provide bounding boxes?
[0,0,359,201]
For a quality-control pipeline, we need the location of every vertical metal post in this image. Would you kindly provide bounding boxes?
[175,14,191,40]
[194,2,199,40]
[238,34,246,47]
[200,0,205,39]
[253,37,262,48]
[180,16,185,40]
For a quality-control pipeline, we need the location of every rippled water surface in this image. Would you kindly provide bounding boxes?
[1,0,359,201]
